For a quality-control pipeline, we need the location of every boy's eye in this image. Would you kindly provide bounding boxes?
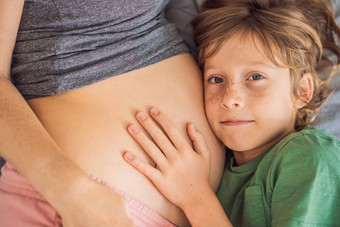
[208,76,224,84]
[249,73,264,80]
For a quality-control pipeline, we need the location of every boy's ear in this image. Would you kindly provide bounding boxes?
[295,72,314,109]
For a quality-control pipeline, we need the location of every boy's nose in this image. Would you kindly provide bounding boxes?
[221,87,244,109]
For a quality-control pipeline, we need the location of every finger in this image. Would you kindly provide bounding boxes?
[128,124,167,169]
[149,108,192,151]
[135,111,177,159]
[123,152,163,185]
[187,123,210,159]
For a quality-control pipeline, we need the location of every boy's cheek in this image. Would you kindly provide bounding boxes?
[204,98,219,125]
[205,93,220,110]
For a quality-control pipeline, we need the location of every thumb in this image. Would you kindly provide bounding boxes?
[187,123,210,159]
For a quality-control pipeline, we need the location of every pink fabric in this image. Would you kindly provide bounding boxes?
[0,163,176,227]
[0,163,61,227]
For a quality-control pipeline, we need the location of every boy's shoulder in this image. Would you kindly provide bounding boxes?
[265,126,340,226]
[272,125,339,160]
[263,125,340,182]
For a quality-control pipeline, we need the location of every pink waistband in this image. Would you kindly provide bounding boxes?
[0,163,176,227]
[90,175,176,227]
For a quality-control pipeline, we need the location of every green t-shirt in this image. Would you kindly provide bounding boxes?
[217,126,340,227]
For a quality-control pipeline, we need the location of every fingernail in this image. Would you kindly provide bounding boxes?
[137,112,147,120]
[150,107,159,115]
[129,124,139,133]
[124,152,134,161]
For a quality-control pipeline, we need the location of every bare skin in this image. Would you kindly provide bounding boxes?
[28,54,225,226]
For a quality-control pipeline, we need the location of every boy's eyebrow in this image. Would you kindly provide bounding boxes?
[246,61,278,69]
[204,65,215,72]
[204,61,279,72]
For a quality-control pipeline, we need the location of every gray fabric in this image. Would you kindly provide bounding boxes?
[165,0,200,57]
[11,0,189,99]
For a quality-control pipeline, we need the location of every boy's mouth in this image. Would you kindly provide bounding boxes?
[220,120,254,126]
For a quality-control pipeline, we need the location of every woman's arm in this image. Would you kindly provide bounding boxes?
[0,1,133,225]
[124,108,232,227]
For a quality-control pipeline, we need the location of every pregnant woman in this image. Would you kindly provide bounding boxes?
[0,0,225,226]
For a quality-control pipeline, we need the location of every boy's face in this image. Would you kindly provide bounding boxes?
[203,34,299,165]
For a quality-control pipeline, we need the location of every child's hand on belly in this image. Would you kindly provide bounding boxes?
[123,107,213,210]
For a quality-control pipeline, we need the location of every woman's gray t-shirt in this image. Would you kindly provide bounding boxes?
[11,0,189,99]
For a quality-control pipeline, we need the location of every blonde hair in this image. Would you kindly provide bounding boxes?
[193,0,340,130]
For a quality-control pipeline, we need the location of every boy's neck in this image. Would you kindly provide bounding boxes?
[232,130,293,166]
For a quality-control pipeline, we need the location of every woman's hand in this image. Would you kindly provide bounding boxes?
[123,107,213,210]
[58,175,134,227]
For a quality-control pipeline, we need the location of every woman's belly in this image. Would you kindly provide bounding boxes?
[27,53,225,226]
